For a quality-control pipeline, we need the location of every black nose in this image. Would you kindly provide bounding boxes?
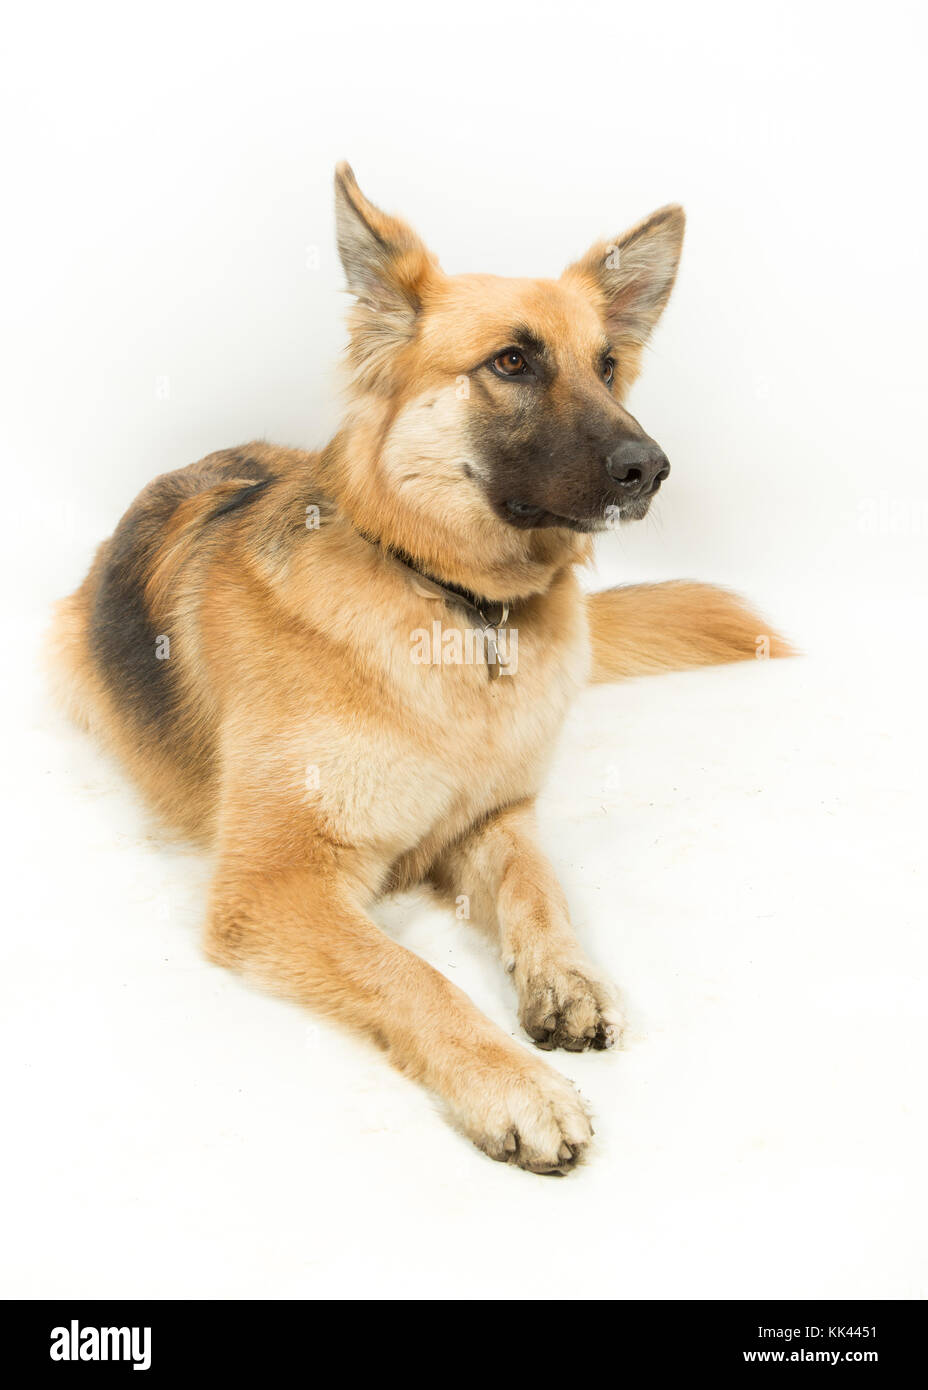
[605,440,670,495]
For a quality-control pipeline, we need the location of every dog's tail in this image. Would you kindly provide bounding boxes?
[586,580,793,683]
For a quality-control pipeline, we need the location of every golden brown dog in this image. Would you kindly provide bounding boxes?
[49,165,789,1173]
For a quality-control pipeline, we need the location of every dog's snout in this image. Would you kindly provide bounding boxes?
[605,440,670,495]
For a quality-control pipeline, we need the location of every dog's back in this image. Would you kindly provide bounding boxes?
[48,443,319,839]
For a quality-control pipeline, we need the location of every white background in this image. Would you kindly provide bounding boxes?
[1,0,926,1298]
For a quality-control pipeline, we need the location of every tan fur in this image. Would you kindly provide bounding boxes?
[588,581,792,682]
[48,168,791,1174]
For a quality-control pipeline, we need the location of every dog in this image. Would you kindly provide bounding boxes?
[48,164,790,1174]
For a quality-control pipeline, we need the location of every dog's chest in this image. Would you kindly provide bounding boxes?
[307,594,590,858]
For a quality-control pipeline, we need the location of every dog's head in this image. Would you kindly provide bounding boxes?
[331,164,684,591]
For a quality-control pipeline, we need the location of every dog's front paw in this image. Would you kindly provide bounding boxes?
[518,959,623,1053]
[464,1059,594,1174]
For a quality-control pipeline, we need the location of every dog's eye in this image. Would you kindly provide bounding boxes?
[492,349,529,377]
[602,357,616,385]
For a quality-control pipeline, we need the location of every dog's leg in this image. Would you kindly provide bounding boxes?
[204,846,593,1173]
[431,802,624,1052]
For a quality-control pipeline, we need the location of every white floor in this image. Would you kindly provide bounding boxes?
[3,579,925,1300]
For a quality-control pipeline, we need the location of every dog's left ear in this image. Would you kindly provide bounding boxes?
[563,205,685,373]
[335,163,440,389]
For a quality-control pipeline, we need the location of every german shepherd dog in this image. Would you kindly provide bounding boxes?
[49,166,789,1174]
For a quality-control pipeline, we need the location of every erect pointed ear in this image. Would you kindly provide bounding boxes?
[563,204,685,367]
[334,161,439,332]
[334,163,441,391]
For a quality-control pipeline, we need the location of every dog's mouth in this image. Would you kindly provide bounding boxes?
[613,495,653,523]
[500,496,653,531]
[500,500,594,532]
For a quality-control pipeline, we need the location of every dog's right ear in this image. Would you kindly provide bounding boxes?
[334,163,439,390]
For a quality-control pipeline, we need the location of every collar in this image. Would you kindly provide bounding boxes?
[355,528,511,630]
